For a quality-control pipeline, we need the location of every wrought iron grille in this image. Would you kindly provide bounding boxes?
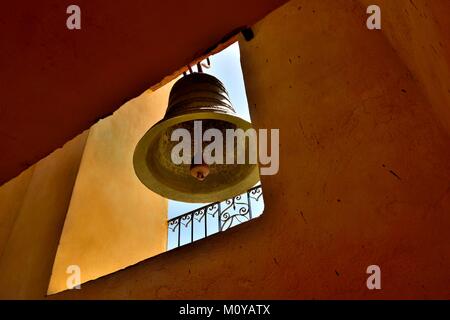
[167,185,263,249]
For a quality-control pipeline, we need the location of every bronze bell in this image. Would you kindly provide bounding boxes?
[133,72,259,203]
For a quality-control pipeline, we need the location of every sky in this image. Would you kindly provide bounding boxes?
[168,42,252,219]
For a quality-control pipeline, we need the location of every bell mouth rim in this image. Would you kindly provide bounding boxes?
[133,111,260,203]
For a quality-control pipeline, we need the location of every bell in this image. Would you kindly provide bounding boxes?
[133,72,259,203]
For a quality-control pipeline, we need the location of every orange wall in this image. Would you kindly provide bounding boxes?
[0,132,88,299]
[359,0,450,136]
[0,167,34,259]
[51,0,450,299]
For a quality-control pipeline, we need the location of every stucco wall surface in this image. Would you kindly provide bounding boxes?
[52,0,450,299]
[48,86,171,294]
[0,132,88,299]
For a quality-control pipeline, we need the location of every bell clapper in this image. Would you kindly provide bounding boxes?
[190,163,210,181]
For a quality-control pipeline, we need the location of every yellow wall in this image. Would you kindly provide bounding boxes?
[0,132,88,299]
[0,167,34,259]
[0,78,172,298]
[51,0,450,299]
[47,85,171,294]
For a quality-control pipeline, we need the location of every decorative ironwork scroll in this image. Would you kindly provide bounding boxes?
[167,185,263,249]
